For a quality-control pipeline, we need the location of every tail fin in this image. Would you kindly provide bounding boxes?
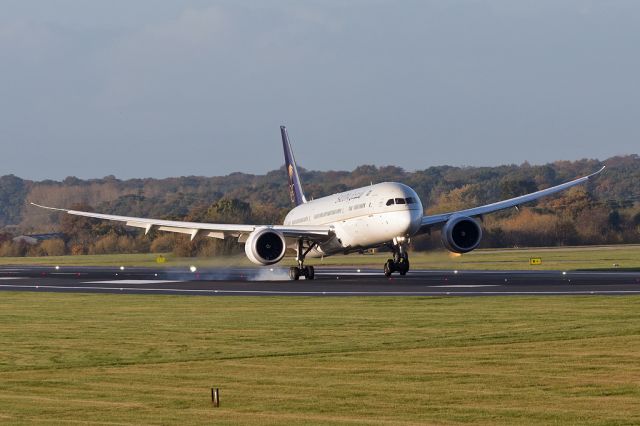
[280,126,307,206]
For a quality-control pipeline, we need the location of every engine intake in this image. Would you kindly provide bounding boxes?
[441,216,482,253]
[244,228,287,265]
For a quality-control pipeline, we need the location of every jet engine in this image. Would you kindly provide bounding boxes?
[441,215,482,253]
[244,228,287,265]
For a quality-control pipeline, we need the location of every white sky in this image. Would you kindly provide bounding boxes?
[1,0,638,180]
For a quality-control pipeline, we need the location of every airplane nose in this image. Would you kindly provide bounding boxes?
[408,209,421,235]
[395,209,420,236]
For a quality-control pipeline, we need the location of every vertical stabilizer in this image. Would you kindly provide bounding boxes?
[281,126,307,206]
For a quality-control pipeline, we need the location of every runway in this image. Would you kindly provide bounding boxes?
[1,265,640,296]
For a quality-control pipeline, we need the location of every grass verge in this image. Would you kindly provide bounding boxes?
[1,244,639,270]
[1,293,640,424]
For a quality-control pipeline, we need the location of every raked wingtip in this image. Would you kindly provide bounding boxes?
[585,165,606,179]
[29,202,67,212]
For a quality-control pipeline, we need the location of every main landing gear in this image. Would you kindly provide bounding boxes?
[289,239,316,280]
[384,237,410,277]
[289,265,314,281]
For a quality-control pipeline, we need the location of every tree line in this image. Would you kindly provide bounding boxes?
[0,155,639,257]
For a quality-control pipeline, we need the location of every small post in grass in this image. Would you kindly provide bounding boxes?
[211,388,220,407]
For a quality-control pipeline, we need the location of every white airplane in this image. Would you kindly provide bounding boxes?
[33,126,605,280]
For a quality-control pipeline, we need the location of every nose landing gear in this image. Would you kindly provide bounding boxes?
[384,237,410,277]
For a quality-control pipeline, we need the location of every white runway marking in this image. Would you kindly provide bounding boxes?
[86,280,182,285]
[430,285,501,288]
[0,277,24,280]
[2,283,640,296]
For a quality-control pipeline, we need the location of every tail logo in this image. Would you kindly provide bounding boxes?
[280,125,307,206]
[288,164,296,204]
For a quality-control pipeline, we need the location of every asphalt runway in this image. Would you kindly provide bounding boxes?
[1,265,640,296]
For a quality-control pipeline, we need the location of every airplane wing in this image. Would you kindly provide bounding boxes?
[30,203,332,242]
[419,166,605,231]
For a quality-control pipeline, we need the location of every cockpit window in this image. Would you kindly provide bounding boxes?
[386,199,394,206]
[405,197,416,204]
[395,198,406,204]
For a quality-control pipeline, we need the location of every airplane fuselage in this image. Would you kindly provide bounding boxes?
[283,182,423,256]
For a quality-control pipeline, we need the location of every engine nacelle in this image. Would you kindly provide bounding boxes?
[244,228,287,265]
[441,215,483,253]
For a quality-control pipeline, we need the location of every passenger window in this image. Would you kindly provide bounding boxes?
[395,198,406,204]
[386,199,394,206]
[405,197,415,204]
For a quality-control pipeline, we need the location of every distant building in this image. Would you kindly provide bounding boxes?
[12,233,66,245]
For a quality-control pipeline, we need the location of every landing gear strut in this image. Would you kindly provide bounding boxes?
[289,239,316,280]
[384,238,410,277]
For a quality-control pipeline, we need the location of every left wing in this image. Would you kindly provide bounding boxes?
[30,203,332,242]
[419,166,605,232]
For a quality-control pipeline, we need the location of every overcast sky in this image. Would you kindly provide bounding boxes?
[1,0,638,180]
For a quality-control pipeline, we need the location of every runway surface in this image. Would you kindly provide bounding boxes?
[1,265,640,296]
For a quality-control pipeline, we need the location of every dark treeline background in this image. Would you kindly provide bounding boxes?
[1,155,639,257]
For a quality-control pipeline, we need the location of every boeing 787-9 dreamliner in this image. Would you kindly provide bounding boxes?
[34,126,604,280]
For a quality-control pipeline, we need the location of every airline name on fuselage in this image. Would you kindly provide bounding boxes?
[284,182,423,230]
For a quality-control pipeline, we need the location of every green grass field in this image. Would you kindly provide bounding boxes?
[1,244,639,271]
[1,293,640,424]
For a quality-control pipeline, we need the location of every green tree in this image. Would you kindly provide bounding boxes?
[0,175,29,226]
[608,210,622,231]
[500,178,537,199]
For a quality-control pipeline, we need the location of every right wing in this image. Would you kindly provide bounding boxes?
[418,166,605,232]
[30,203,332,242]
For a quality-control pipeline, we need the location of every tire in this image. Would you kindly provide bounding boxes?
[289,267,300,281]
[306,266,315,280]
[399,259,409,276]
[384,260,394,277]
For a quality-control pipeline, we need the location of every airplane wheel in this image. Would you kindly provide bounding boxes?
[306,266,315,280]
[398,259,409,276]
[384,260,394,277]
[289,267,300,281]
